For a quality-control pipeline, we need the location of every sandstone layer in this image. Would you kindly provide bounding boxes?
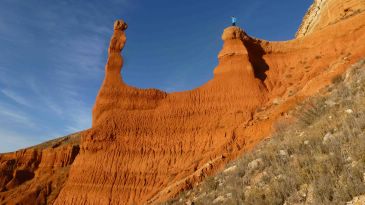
[54,23,268,205]
[296,0,365,38]
[0,134,80,204]
[55,11,365,205]
[1,1,365,204]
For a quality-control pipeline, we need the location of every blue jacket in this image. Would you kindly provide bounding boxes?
[232,17,237,23]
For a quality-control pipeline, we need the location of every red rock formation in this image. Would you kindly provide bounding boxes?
[54,24,268,205]
[55,11,365,204]
[1,1,365,204]
[296,0,365,38]
[0,135,79,204]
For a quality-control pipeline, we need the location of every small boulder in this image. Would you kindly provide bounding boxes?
[325,100,336,107]
[323,132,335,144]
[248,158,263,171]
[279,150,288,156]
[185,200,194,205]
[347,195,365,205]
[273,98,282,105]
[213,196,225,204]
[223,165,237,173]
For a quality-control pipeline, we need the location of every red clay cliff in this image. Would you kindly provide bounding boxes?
[1,1,365,204]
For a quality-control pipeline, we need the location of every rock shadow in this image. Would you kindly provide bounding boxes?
[243,39,269,82]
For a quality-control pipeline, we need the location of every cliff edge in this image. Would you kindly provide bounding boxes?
[296,0,365,38]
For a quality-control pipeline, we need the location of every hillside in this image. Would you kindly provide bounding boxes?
[1,1,365,204]
[164,59,365,204]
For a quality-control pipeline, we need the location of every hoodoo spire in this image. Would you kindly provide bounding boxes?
[213,26,257,80]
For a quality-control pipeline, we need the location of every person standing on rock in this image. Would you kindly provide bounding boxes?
[231,16,237,26]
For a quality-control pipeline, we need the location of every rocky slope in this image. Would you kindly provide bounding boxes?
[0,134,80,204]
[1,1,365,204]
[296,0,365,38]
[164,59,365,205]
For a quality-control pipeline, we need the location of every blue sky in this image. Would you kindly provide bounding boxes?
[0,0,312,152]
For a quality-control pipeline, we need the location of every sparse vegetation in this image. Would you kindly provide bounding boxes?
[29,133,81,150]
[163,59,365,205]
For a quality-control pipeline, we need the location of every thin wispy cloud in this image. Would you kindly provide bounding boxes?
[52,35,106,79]
[1,89,31,107]
[0,0,121,151]
[0,104,34,127]
[0,109,29,124]
[0,0,311,153]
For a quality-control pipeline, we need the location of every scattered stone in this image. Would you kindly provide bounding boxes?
[346,157,353,162]
[248,158,263,171]
[306,184,315,204]
[325,100,336,107]
[304,140,310,145]
[279,149,288,156]
[298,184,308,198]
[185,200,194,205]
[273,98,282,105]
[345,109,354,114]
[213,196,225,204]
[323,132,335,144]
[258,115,269,120]
[347,195,365,205]
[226,193,232,198]
[223,165,237,173]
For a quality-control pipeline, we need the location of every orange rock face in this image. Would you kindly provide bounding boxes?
[296,0,365,38]
[55,11,365,205]
[1,2,365,204]
[54,24,268,204]
[0,135,80,204]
